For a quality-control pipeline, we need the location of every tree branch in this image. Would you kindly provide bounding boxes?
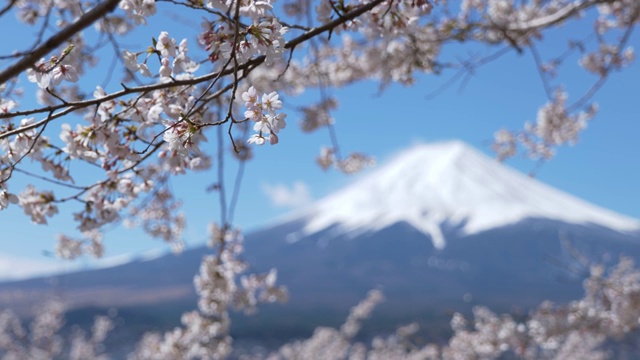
[507,0,610,32]
[0,0,120,86]
[0,0,387,140]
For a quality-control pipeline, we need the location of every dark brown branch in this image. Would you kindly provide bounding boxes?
[0,0,17,18]
[0,0,387,141]
[284,0,386,50]
[0,0,120,86]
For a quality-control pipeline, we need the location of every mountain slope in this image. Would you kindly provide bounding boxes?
[0,140,639,344]
[0,253,67,281]
[283,140,640,249]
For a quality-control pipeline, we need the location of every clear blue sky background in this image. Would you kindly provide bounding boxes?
[0,4,638,268]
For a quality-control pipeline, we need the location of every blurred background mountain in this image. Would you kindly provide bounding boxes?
[1,141,638,354]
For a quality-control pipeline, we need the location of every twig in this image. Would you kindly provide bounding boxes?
[0,0,120,86]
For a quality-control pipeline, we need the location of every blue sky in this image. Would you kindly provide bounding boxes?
[0,4,638,270]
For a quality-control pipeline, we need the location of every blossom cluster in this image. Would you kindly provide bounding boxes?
[198,4,288,66]
[120,0,157,25]
[316,147,375,174]
[26,61,79,90]
[266,258,640,360]
[128,224,287,359]
[56,230,104,260]
[0,301,114,360]
[493,89,598,161]
[4,244,640,359]
[122,32,199,80]
[243,86,287,145]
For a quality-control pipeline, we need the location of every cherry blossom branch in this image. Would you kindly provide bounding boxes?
[0,0,120,86]
[54,142,164,204]
[0,112,50,184]
[0,0,388,144]
[284,0,387,50]
[567,8,639,112]
[507,0,613,32]
[223,1,244,152]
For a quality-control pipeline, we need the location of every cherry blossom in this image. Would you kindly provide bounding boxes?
[0,0,638,357]
[18,185,58,225]
[156,31,178,58]
[120,0,157,25]
[242,86,287,145]
[0,189,17,210]
[26,63,51,89]
[51,64,79,85]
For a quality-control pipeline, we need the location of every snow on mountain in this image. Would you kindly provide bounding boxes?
[285,140,640,249]
[0,248,171,282]
[0,253,67,280]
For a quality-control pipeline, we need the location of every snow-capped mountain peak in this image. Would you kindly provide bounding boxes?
[288,140,640,249]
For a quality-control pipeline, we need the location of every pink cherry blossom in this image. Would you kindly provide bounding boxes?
[0,0,638,357]
[51,64,79,85]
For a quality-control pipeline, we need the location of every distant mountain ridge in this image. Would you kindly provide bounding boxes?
[0,140,638,345]
[0,253,65,281]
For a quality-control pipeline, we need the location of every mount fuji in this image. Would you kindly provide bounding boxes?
[280,140,640,249]
[235,141,640,327]
[0,140,639,341]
